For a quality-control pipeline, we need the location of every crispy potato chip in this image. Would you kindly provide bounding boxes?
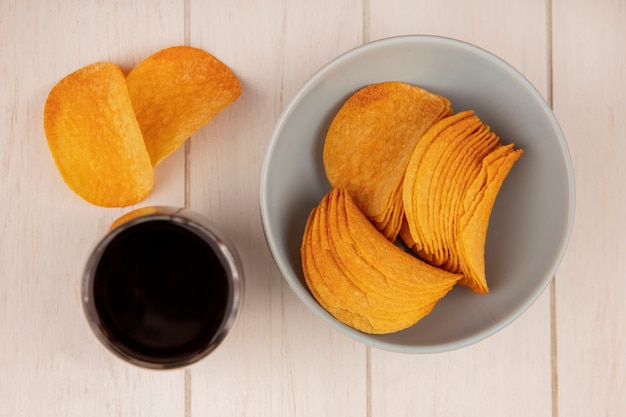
[399,217,421,253]
[323,82,452,241]
[304,200,420,334]
[439,125,497,271]
[43,62,154,207]
[302,200,382,332]
[301,188,460,334]
[402,112,522,293]
[126,46,242,166]
[329,193,437,311]
[402,111,475,256]
[458,145,523,293]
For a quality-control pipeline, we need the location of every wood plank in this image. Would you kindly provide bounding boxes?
[366,1,554,416]
[0,1,186,416]
[552,0,626,415]
[186,0,367,415]
[369,294,552,416]
[368,0,550,96]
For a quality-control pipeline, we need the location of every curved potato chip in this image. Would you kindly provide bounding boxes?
[304,198,422,333]
[403,111,478,253]
[323,82,452,241]
[302,200,382,332]
[327,192,439,312]
[458,145,523,293]
[43,62,153,207]
[126,46,242,166]
[439,126,497,271]
[301,188,460,334]
[402,112,522,294]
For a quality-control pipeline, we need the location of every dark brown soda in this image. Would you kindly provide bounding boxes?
[93,220,229,364]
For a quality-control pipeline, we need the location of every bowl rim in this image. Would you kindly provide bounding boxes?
[260,34,575,353]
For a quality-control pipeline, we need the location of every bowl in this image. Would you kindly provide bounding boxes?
[260,35,574,353]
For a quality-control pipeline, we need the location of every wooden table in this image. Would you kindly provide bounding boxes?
[1,1,624,416]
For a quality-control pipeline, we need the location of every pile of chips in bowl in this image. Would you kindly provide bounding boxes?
[302,81,523,334]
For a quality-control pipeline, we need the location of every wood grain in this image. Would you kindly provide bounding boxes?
[553,0,626,415]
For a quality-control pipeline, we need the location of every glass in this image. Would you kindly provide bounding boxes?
[82,206,243,369]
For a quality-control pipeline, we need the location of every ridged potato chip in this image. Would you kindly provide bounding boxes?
[323,82,452,241]
[43,62,153,207]
[301,188,460,334]
[126,46,242,166]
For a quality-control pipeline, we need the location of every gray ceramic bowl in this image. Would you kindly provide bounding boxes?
[260,35,574,353]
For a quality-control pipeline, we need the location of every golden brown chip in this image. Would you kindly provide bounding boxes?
[302,197,382,332]
[457,145,523,293]
[337,189,458,296]
[43,62,154,207]
[301,188,460,334]
[329,192,437,312]
[402,111,522,294]
[402,111,475,255]
[425,114,483,262]
[126,46,242,166]
[399,217,421,253]
[323,82,452,241]
[439,125,498,271]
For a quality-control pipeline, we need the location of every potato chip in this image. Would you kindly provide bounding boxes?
[302,198,383,332]
[323,82,452,241]
[439,125,497,271]
[401,111,466,253]
[126,46,242,166]
[329,193,438,311]
[43,62,153,207]
[305,201,424,334]
[301,188,460,334]
[402,112,522,293]
[457,144,523,293]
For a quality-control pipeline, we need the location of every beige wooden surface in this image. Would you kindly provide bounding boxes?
[0,0,623,416]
